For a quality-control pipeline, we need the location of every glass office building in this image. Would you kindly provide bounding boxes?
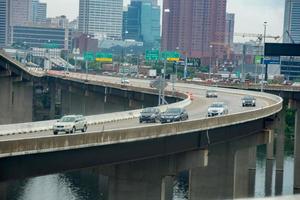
[0,0,8,47]
[79,0,123,40]
[12,26,71,50]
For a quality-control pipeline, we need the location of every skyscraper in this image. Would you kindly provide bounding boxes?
[162,0,227,63]
[225,13,235,47]
[283,0,300,43]
[0,0,8,47]
[10,0,32,26]
[78,0,123,40]
[124,1,143,41]
[134,0,158,6]
[32,0,47,24]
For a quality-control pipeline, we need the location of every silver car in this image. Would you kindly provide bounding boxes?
[207,102,228,117]
[53,115,87,135]
[206,90,218,98]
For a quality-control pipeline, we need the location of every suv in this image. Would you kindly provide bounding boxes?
[160,108,189,123]
[242,96,256,107]
[206,90,218,98]
[207,102,228,117]
[53,115,87,135]
[139,107,161,123]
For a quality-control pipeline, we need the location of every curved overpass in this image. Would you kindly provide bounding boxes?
[0,53,282,182]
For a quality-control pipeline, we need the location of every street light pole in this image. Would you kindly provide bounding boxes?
[85,60,88,81]
[209,45,213,80]
[261,22,267,92]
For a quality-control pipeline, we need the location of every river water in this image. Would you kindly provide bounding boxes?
[5,145,294,200]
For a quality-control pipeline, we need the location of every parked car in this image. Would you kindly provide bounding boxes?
[160,108,189,123]
[207,102,228,117]
[139,107,161,123]
[206,90,218,98]
[53,115,87,135]
[242,96,256,107]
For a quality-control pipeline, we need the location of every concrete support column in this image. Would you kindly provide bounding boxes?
[275,109,285,195]
[0,77,12,124]
[234,148,251,198]
[49,83,56,119]
[11,81,33,123]
[265,129,274,197]
[161,176,174,200]
[248,146,257,197]
[294,101,300,193]
[189,143,235,200]
[0,182,7,200]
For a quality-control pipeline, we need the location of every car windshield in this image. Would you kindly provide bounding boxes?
[142,108,156,113]
[243,96,254,100]
[165,108,181,114]
[210,103,224,108]
[60,116,76,122]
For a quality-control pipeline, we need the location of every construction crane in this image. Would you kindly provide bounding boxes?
[234,33,281,42]
[210,42,232,60]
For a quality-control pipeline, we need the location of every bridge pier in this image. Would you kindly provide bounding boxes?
[265,129,274,197]
[0,182,7,200]
[248,146,257,197]
[275,109,285,196]
[0,77,13,124]
[95,150,207,200]
[189,131,267,200]
[293,101,300,193]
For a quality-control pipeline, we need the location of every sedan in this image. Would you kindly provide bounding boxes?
[139,107,161,123]
[207,102,228,117]
[206,90,218,98]
[160,108,189,123]
[242,96,256,107]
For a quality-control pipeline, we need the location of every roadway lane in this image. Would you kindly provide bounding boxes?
[0,74,270,141]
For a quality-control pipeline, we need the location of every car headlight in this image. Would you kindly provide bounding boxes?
[175,115,180,119]
[252,100,255,103]
[242,100,245,103]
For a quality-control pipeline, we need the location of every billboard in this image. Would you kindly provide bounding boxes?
[265,43,300,56]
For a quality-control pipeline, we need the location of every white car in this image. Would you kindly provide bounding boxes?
[206,90,218,98]
[121,78,130,84]
[53,115,87,135]
[207,102,228,117]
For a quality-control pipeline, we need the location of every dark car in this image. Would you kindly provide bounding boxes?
[139,107,161,123]
[242,96,256,107]
[160,108,189,123]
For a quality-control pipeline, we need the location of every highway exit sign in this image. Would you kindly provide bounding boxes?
[161,51,180,61]
[145,50,159,61]
[84,52,94,61]
[96,52,113,62]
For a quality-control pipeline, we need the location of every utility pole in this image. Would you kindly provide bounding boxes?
[261,22,267,92]
[184,52,188,79]
[209,45,213,80]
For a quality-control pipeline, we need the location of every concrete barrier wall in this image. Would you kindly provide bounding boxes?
[0,92,282,158]
[0,94,191,136]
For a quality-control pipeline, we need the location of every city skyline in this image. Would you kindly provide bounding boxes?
[41,0,285,41]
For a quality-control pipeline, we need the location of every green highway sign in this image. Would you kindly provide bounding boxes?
[254,55,263,64]
[84,52,94,61]
[42,43,59,49]
[161,51,180,61]
[145,50,159,61]
[96,52,113,62]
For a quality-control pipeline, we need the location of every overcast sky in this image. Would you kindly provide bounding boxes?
[41,0,285,42]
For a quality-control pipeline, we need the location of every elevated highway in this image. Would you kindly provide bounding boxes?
[0,52,286,199]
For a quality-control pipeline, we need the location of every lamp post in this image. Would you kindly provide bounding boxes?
[261,22,267,92]
[209,45,213,80]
